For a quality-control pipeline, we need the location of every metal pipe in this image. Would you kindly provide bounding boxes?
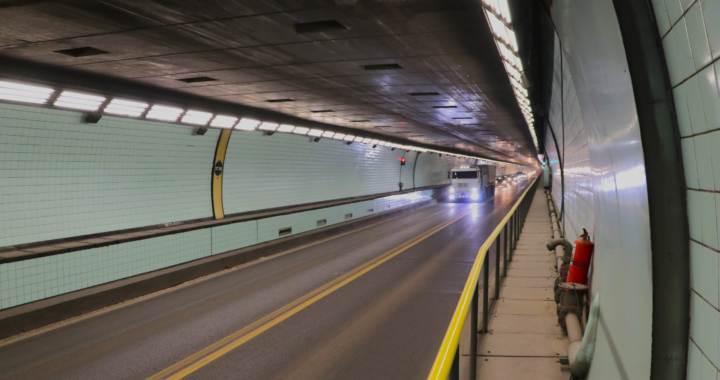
[547,238,573,272]
[570,293,600,377]
[565,312,583,366]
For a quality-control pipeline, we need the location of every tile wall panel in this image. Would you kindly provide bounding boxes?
[0,188,437,310]
[400,151,418,190]
[0,103,218,247]
[545,34,595,242]
[652,0,720,376]
[222,132,404,215]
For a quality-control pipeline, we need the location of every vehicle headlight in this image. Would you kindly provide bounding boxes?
[471,187,478,193]
[449,194,455,200]
[449,187,455,193]
[471,193,479,200]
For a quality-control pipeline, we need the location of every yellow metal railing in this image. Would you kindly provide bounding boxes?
[427,175,539,380]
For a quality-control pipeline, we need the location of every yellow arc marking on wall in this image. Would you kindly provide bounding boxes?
[148,202,487,380]
[211,129,232,219]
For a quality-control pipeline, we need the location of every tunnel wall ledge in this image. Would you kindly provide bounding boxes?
[0,184,446,264]
[0,196,439,340]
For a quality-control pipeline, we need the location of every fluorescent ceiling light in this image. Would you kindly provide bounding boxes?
[235,118,260,131]
[333,133,346,140]
[258,122,279,131]
[308,129,323,137]
[293,127,309,135]
[104,98,148,117]
[322,131,335,138]
[354,136,364,142]
[378,141,387,146]
[370,139,379,145]
[277,124,295,133]
[54,91,106,111]
[146,105,184,122]
[497,0,511,23]
[504,63,522,82]
[506,27,518,51]
[487,12,508,45]
[362,138,372,143]
[344,135,355,141]
[210,115,238,129]
[0,81,55,104]
[181,110,213,125]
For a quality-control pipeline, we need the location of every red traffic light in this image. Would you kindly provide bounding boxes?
[398,157,406,165]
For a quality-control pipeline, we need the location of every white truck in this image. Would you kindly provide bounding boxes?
[448,165,496,201]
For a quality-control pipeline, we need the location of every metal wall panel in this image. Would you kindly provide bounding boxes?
[552,1,654,378]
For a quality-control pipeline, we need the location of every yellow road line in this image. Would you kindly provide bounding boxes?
[149,202,487,380]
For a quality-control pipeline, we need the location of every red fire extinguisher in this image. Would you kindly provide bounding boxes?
[566,228,594,292]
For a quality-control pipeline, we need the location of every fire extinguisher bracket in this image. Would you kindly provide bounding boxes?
[558,282,588,291]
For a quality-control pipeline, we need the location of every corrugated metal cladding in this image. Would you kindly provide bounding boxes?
[0,102,475,248]
[652,0,720,376]
[544,34,594,242]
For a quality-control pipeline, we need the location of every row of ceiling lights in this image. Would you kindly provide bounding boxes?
[0,78,526,166]
[481,0,538,150]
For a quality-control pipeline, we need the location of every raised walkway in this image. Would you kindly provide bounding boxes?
[475,188,571,379]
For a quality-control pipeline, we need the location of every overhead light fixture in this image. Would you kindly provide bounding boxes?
[354,136,364,142]
[277,124,295,133]
[322,131,335,138]
[177,76,216,83]
[0,81,55,104]
[293,127,310,135]
[308,129,324,137]
[146,105,184,122]
[181,110,213,125]
[344,135,356,141]
[333,133,346,140]
[54,91,106,111]
[370,139,379,145]
[104,98,148,117]
[210,115,238,129]
[362,138,372,143]
[258,122,279,131]
[235,118,261,131]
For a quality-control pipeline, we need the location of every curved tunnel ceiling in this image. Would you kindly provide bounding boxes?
[0,0,537,164]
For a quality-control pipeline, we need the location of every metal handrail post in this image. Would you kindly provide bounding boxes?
[509,215,514,260]
[470,284,478,379]
[450,346,459,380]
[482,252,489,333]
[494,235,500,300]
[503,225,508,277]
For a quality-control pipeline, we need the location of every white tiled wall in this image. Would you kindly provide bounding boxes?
[0,103,218,247]
[544,35,595,242]
[0,101,473,249]
[222,132,405,215]
[652,0,720,376]
[0,188,436,310]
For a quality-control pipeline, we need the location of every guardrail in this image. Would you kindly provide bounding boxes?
[427,175,540,380]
